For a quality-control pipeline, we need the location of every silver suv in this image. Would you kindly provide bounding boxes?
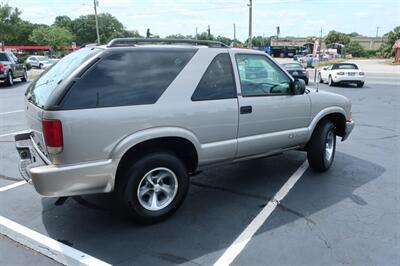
[15,38,354,223]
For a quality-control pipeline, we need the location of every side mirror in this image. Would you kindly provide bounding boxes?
[292,79,306,95]
[322,67,327,70]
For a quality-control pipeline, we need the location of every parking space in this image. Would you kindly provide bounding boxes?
[0,75,399,265]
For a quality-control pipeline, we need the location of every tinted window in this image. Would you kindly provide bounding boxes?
[283,63,304,69]
[191,53,236,101]
[26,48,101,108]
[236,54,291,96]
[63,48,196,109]
[0,53,9,61]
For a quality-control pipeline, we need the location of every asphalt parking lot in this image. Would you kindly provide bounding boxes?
[0,71,399,265]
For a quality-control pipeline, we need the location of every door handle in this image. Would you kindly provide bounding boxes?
[240,105,252,114]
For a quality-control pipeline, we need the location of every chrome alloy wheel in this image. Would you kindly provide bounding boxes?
[137,167,178,211]
[324,130,334,162]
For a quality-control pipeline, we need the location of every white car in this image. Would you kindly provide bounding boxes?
[26,56,49,69]
[41,58,60,70]
[318,63,365,87]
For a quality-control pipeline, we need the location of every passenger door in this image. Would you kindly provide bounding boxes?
[232,52,311,157]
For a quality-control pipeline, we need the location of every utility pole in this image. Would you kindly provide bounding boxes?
[247,0,252,48]
[93,0,100,44]
[376,26,380,37]
[195,27,198,39]
[233,23,236,41]
[207,25,211,39]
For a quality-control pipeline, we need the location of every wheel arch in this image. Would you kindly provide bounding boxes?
[308,108,347,141]
[112,127,201,188]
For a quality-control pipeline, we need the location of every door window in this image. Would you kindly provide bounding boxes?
[191,53,236,101]
[235,54,291,96]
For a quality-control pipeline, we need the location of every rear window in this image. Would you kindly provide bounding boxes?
[0,53,9,61]
[332,64,358,70]
[283,63,303,69]
[61,48,196,109]
[26,48,101,108]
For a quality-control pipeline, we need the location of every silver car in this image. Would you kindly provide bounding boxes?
[15,38,354,223]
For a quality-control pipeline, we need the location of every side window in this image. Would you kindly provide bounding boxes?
[235,54,291,97]
[191,53,236,101]
[62,49,196,109]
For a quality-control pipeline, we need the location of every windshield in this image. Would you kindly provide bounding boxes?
[0,53,8,61]
[26,48,102,108]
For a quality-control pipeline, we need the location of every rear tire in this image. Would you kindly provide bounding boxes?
[357,82,364,88]
[5,71,14,86]
[117,151,189,224]
[307,120,336,172]
[21,69,27,82]
[39,63,43,69]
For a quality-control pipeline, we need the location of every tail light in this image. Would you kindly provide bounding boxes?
[359,72,365,75]
[346,112,352,121]
[0,64,4,73]
[42,119,63,154]
[337,72,345,75]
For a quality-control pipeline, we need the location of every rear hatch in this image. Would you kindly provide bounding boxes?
[24,47,102,159]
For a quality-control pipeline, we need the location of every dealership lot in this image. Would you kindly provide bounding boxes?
[0,74,399,265]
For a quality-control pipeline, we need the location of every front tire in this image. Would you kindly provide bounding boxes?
[307,120,336,172]
[318,73,323,83]
[328,75,335,87]
[117,152,189,224]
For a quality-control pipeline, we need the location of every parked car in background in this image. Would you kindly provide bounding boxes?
[15,38,354,224]
[293,54,303,61]
[26,56,49,69]
[0,51,27,86]
[282,63,309,85]
[42,58,60,70]
[318,63,365,87]
[298,54,319,64]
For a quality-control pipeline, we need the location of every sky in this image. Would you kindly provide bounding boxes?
[4,0,400,41]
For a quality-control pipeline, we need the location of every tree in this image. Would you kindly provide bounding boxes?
[244,36,270,47]
[347,32,361,37]
[346,41,366,57]
[29,26,73,52]
[216,35,232,46]
[71,13,125,44]
[0,3,22,46]
[53,16,72,30]
[324,30,351,46]
[379,26,400,58]
[197,31,214,40]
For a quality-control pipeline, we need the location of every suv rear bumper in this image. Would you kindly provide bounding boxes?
[15,132,116,197]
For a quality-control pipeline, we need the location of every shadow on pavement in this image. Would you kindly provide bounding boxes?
[36,151,385,265]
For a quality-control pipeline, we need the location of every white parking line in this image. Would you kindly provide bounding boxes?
[214,160,309,266]
[0,181,27,192]
[0,216,111,266]
[0,130,29,138]
[0,110,24,115]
